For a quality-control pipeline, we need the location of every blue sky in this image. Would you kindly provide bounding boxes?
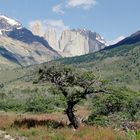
[0,0,140,42]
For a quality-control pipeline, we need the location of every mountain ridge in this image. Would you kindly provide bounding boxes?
[105,30,140,50]
[0,14,60,67]
[31,23,107,57]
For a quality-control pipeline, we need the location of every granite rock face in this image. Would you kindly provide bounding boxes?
[58,29,106,57]
[44,28,59,51]
[36,28,107,57]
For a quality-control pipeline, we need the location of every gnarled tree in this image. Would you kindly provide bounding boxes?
[36,65,104,129]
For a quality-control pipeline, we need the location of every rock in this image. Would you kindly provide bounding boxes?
[0,130,27,140]
[4,134,12,140]
[44,28,107,57]
[44,27,59,51]
[58,29,106,57]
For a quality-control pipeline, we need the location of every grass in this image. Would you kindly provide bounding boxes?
[1,42,140,139]
[0,112,140,140]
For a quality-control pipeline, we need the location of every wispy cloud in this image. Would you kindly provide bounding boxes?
[44,19,69,32]
[67,0,97,10]
[52,4,64,15]
[52,0,97,15]
[29,19,69,36]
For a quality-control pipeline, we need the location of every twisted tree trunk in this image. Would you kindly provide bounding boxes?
[66,103,79,129]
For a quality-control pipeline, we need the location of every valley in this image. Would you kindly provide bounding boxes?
[0,8,140,140]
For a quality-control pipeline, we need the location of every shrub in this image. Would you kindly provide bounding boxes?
[0,99,26,112]
[26,94,54,113]
[87,88,140,126]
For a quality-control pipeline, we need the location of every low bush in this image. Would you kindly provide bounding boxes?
[87,87,140,127]
[0,99,26,112]
[26,94,53,113]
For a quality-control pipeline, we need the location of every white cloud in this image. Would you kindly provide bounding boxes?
[29,19,69,37]
[52,4,64,15]
[107,36,125,46]
[67,0,97,10]
[44,19,69,32]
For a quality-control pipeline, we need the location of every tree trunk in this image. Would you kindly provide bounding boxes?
[66,103,79,129]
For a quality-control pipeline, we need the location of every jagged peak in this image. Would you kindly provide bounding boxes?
[60,28,106,45]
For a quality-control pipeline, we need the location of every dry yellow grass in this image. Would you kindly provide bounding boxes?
[0,112,137,140]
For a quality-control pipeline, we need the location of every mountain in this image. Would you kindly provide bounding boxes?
[31,25,107,57]
[0,14,22,33]
[1,29,140,91]
[105,31,140,50]
[53,31,140,90]
[0,14,60,68]
[58,29,107,57]
[3,39,140,91]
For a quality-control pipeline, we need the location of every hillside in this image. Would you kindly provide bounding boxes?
[1,42,140,92]
[53,42,140,90]
[0,14,60,67]
[1,30,140,91]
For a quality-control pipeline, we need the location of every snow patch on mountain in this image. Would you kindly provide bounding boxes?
[0,14,22,34]
[0,15,21,27]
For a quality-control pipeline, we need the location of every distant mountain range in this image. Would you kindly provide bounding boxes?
[0,14,140,69]
[0,14,108,67]
[32,27,107,57]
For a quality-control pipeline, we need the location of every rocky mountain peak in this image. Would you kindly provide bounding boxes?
[0,14,22,34]
[57,28,107,57]
[60,28,107,45]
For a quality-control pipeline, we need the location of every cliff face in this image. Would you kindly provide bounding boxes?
[42,28,107,57]
[44,28,59,51]
[59,29,106,57]
[58,30,89,56]
[30,20,107,57]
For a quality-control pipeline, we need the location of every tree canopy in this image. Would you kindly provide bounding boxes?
[37,65,104,129]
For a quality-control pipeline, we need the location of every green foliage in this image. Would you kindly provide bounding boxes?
[0,85,67,113]
[26,94,53,113]
[88,114,109,126]
[87,88,140,126]
[0,99,26,112]
[37,65,103,129]
[38,65,102,105]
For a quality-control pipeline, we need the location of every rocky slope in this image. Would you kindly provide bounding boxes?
[0,14,60,67]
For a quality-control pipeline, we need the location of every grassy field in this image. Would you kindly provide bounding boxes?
[0,111,140,140]
[1,43,140,139]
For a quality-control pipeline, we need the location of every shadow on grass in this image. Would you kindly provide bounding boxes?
[13,118,64,129]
